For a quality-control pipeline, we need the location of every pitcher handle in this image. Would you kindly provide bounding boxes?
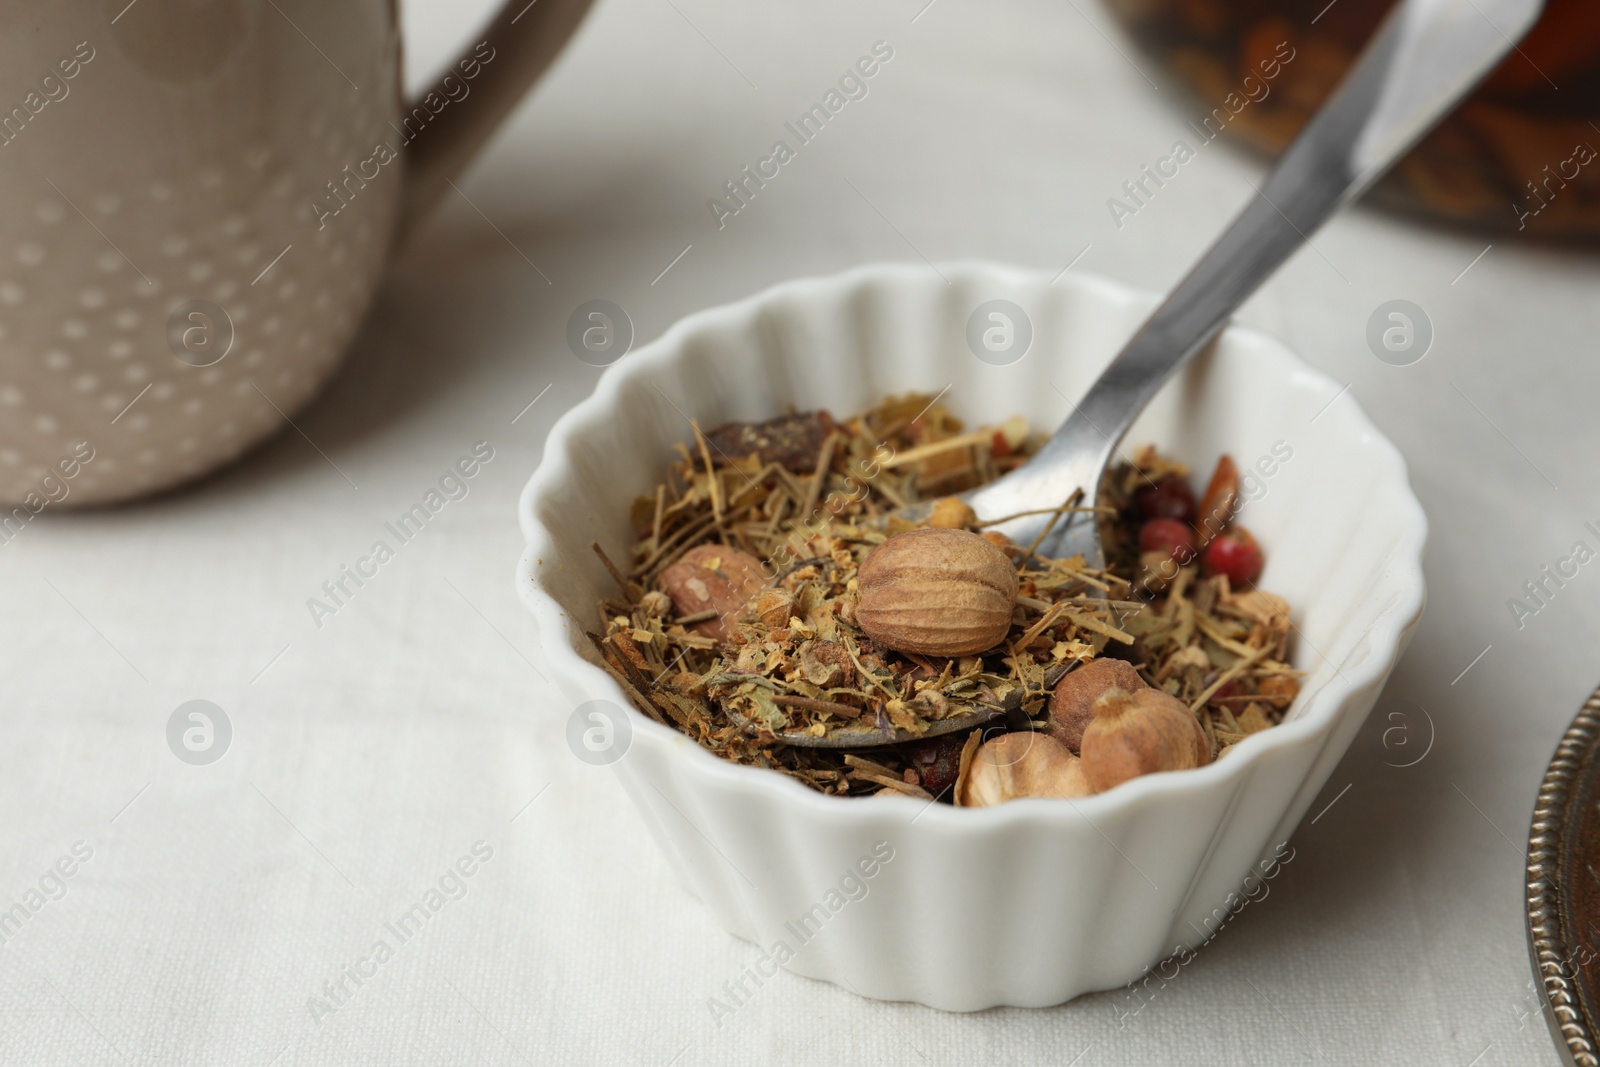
[396,0,596,241]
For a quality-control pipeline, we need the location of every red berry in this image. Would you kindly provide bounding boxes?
[1203,527,1263,585]
[1136,477,1197,523]
[1138,518,1196,563]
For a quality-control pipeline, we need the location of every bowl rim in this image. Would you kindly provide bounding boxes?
[516,259,1429,829]
[1525,681,1600,1066]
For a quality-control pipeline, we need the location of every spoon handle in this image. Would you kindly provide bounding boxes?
[974,0,1544,555]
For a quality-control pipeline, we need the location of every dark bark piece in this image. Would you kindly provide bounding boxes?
[704,411,838,473]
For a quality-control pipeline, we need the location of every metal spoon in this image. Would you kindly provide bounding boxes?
[756,0,1543,749]
[976,0,1543,563]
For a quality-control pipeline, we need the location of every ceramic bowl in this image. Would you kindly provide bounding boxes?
[516,261,1427,1011]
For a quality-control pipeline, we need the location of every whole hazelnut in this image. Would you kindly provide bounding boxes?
[656,544,768,642]
[927,496,978,530]
[1046,657,1149,755]
[855,528,1018,656]
[959,732,1093,806]
[1079,687,1211,792]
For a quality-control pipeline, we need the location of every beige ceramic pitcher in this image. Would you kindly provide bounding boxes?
[0,0,592,510]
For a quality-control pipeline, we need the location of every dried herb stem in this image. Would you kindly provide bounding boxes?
[975,504,1113,527]
[1056,605,1134,645]
[1015,601,1070,649]
[1018,489,1084,566]
[1189,643,1273,711]
[798,433,839,520]
[690,419,723,525]
[880,429,995,469]
[591,542,637,600]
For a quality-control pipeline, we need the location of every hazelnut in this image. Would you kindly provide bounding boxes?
[656,544,768,642]
[959,732,1093,806]
[1046,657,1149,755]
[854,528,1018,656]
[1079,687,1211,792]
[927,496,978,530]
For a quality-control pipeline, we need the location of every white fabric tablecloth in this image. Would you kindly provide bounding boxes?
[5,0,1593,1062]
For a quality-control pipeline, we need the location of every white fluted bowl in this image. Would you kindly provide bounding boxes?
[516,262,1426,1011]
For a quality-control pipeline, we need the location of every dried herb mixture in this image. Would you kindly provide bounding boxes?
[589,394,1300,804]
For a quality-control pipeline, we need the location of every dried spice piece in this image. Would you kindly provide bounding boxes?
[905,734,967,796]
[590,397,1302,802]
[704,410,839,473]
[1195,454,1241,548]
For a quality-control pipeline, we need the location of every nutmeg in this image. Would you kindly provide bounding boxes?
[854,528,1018,656]
[980,529,1026,562]
[1046,657,1149,755]
[1079,687,1210,792]
[959,732,1093,806]
[655,544,768,642]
